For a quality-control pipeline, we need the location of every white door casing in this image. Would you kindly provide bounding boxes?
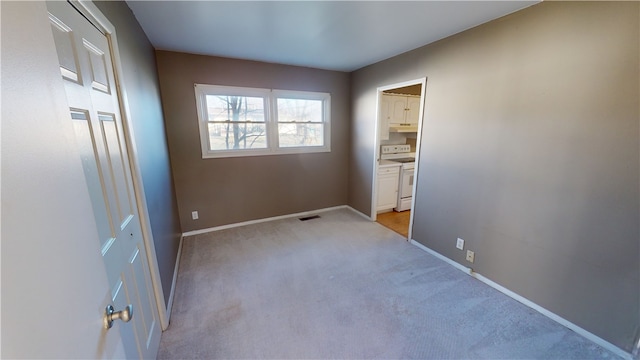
[371,78,426,235]
[47,1,161,358]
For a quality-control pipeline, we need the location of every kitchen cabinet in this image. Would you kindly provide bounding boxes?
[379,94,421,140]
[378,95,392,140]
[405,96,421,125]
[376,164,400,212]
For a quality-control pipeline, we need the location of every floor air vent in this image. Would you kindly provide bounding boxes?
[299,215,321,221]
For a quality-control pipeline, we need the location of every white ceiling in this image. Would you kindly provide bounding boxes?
[126,1,539,72]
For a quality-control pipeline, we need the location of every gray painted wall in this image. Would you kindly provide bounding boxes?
[94,1,182,305]
[155,52,350,232]
[350,1,639,352]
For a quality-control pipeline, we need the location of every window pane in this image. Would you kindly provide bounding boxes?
[206,95,265,122]
[276,98,322,123]
[278,123,324,147]
[195,84,330,157]
[208,123,267,150]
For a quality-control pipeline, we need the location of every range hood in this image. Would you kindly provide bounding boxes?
[389,124,418,133]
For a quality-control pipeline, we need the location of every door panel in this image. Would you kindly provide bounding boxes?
[83,39,110,93]
[379,94,391,140]
[50,13,82,82]
[99,113,134,224]
[71,109,115,244]
[406,96,421,125]
[391,97,406,124]
[47,1,160,358]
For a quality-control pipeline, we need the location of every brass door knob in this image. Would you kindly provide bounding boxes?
[104,304,133,329]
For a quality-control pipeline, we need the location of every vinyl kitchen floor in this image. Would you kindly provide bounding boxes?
[376,210,411,238]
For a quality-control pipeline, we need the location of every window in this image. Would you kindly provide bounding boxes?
[195,84,330,158]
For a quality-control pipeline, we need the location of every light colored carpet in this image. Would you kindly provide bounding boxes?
[159,208,620,359]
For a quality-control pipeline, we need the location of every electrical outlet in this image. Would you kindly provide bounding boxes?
[456,238,465,250]
[466,250,475,263]
[191,211,199,220]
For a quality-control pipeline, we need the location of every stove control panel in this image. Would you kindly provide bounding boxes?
[381,144,411,155]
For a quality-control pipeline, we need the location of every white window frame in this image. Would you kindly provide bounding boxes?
[194,84,331,159]
[271,89,331,155]
[194,84,271,158]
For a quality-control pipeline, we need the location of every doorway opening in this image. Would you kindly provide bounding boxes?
[371,78,426,240]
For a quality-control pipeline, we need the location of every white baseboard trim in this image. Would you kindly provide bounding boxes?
[182,205,350,237]
[346,206,374,221]
[409,239,632,360]
[410,239,473,275]
[472,271,632,360]
[163,234,183,329]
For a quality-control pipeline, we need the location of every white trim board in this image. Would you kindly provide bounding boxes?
[409,239,633,360]
[410,240,473,275]
[182,205,350,237]
[164,235,184,329]
[370,77,427,225]
[346,206,373,221]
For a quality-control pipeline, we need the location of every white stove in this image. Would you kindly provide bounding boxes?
[380,145,415,212]
[380,144,413,159]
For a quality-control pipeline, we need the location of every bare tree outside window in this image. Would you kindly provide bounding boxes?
[206,95,267,150]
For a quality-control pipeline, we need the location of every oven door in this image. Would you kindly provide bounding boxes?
[400,166,415,199]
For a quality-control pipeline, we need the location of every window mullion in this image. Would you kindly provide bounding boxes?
[268,91,279,152]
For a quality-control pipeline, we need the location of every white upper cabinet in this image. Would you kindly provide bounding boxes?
[405,95,421,125]
[390,95,409,124]
[379,94,392,140]
[379,93,421,140]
